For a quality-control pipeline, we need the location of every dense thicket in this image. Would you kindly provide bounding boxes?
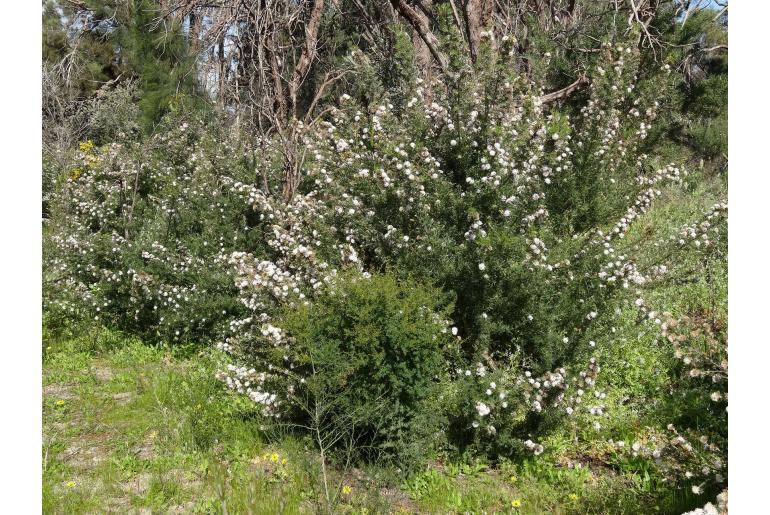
[43,1,728,512]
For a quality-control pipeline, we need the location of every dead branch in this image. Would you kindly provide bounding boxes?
[539,75,589,104]
[389,0,448,73]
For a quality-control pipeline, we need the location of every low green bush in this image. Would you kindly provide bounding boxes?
[232,271,454,466]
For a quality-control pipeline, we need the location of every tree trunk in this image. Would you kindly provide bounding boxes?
[289,0,326,118]
[412,0,434,87]
[217,38,226,109]
[463,0,494,62]
[188,12,200,53]
[390,0,448,73]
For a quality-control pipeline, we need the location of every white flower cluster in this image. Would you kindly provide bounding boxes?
[524,439,545,456]
[465,348,605,439]
[464,219,487,241]
[675,201,727,249]
[215,364,281,417]
[680,490,727,515]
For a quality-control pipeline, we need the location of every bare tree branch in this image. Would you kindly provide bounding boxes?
[389,0,448,73]
[539,75,589,104]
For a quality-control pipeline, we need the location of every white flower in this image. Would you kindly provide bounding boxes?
[451,326,458,336]
[475,401,491,417]
[450,139,457,146]
[478,263,486,271]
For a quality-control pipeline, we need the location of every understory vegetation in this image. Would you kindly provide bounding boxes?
[43,0,727,513]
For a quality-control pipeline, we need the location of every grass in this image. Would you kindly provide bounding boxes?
[42,330,701,514]
[42,329,406,514]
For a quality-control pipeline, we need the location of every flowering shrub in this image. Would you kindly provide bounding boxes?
[44,37,726,508]
[44,112,261,344]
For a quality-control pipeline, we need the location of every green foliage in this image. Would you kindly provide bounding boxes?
[42,0,199,130]
[83,81,143,144]
[119,0,199,131]
[275,271,453,466]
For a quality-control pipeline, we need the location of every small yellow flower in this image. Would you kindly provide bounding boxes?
[65,481,77,489]
[342,485,352,495]
[79,140,95,153]
[270,452,279,463]
[569,493,579,501]
[509,475,518,484]
[148,431,158,440]
[511,499,522,508]
[55,400,66,407]
[69,168,83,181]
[281,458,287,465]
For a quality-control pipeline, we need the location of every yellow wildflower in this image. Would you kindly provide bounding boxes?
[69,168,83,181]
[55,400,66,407]
[65,481,76,489]
[511,499,522,508]
[270,452,279,463]
[342,485,352,495]
[509,475,518,484]
[281,458,287,465]
[569,493,579,501]
[79,140,95,153]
